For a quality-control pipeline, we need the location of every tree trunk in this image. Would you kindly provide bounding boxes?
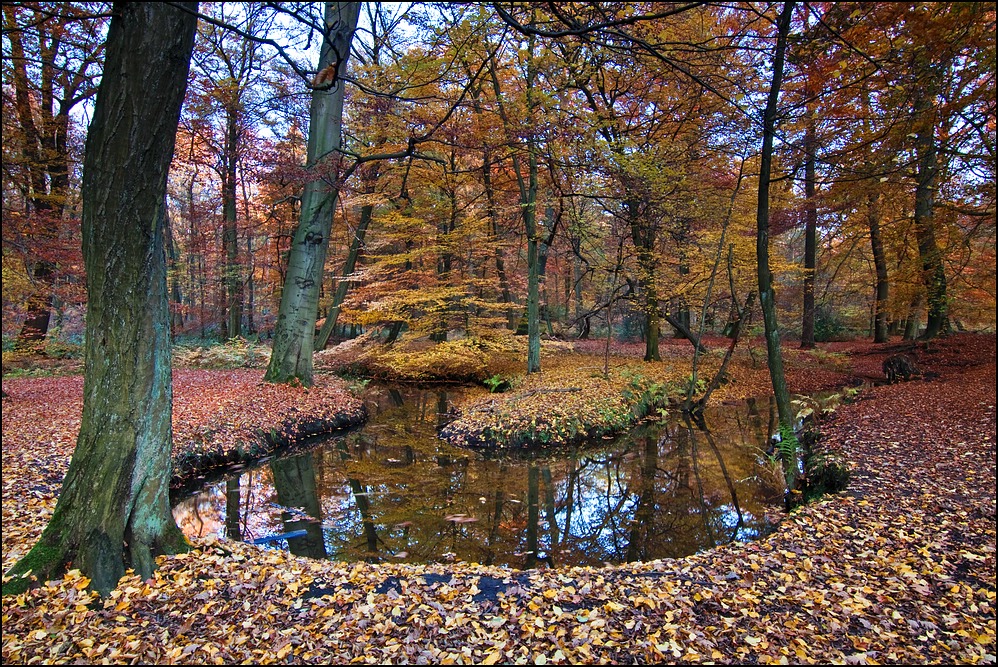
[315,167,378,350]
[912,78,948,339]
[572,239,586,336]
[265,2,360,386]
[223,109,242,339]
[800,115,817,349]
[692,292,754,413]
[867,191,889,343]
[4,2,197,597]
[756,2,797,490]
[673,233,691,339]
[16,263,54,348]
[488,28,541,371]
[523,34,542,374]
[628,200,661,362]
[165,200,185,334]
[902,293,921,340]
[5,6,56,347]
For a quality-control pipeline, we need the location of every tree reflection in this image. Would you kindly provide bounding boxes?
[175,386,781,567]
[225,477,241,541]
[270,453,327,559]
[336,440,380,560]
[625,429,659,562]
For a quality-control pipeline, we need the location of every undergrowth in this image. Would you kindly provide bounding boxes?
[173,337,269,369]
[440,365,675,450]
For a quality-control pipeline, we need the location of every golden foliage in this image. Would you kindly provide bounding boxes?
[2,336,996,664]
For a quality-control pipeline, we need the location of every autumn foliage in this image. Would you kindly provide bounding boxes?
[2,334,995,663]
[1,1,995,661]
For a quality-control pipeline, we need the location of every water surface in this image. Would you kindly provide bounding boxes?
[173,384,784,568]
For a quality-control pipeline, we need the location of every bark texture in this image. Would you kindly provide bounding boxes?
[265,2,360,386]
[4,2,197,596]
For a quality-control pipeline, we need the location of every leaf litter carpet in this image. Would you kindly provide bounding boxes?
[2,337,995,664]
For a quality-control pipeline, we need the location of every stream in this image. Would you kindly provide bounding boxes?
[173,384,786,568]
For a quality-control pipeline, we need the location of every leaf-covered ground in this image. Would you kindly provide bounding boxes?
[439,336,865,450]
[2,335,995,664]
[1,369,366,562]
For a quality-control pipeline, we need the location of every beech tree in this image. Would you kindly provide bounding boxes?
[265,2,360,386]
[4,2,198,596]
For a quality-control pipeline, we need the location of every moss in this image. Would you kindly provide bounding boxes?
[2,541,64,596]
[442,370,674,451]
[804,452,851,500]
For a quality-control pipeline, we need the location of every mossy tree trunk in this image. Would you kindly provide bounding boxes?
[264,2,360,386]
[4,2,197,597]
[756,2,798,491]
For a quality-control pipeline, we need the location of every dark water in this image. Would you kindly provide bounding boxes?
[173,384,786,568]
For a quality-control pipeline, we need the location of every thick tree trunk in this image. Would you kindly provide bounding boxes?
[4,2,197,597]
[756,2,797,490]
[265,2,360,386]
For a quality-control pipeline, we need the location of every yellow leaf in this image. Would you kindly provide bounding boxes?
[481,650,503,665]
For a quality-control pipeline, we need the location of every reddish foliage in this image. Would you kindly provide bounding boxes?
[2,335,994,663]
[0,370,366,492]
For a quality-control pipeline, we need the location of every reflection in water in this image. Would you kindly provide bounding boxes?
[271,454,327,559]
[174,385,783,567]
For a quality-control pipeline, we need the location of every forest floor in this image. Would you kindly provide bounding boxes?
[1,333,995,664]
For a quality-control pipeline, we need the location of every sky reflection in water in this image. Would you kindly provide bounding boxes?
[174,384,784,568]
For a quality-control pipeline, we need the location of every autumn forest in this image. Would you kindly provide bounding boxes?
[4,2,993,358]
[2,2,996,664]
